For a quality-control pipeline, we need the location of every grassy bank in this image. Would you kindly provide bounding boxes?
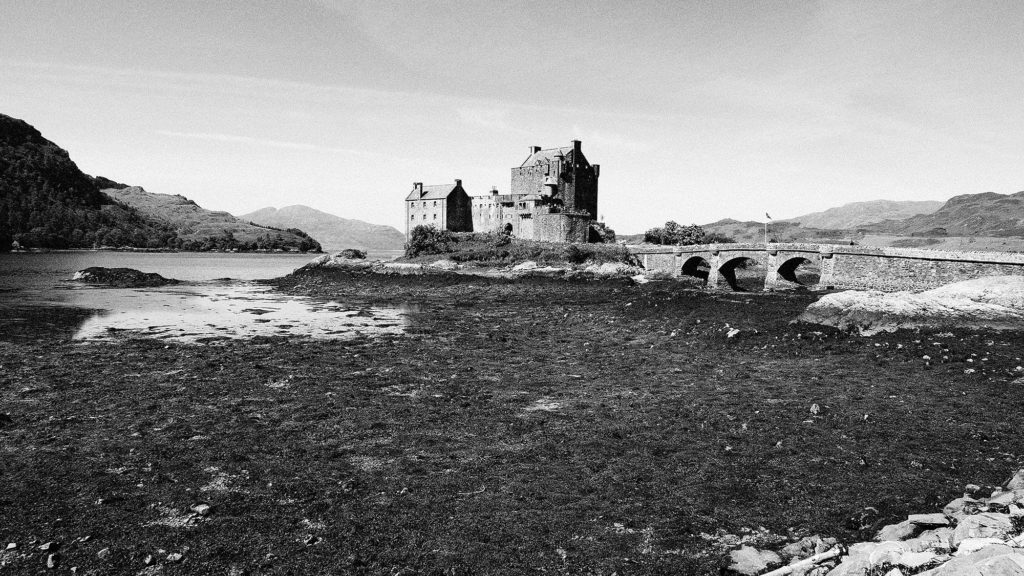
[399,231,637,267]
[2,271,1024,574]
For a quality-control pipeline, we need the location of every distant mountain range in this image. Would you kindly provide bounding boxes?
[780,199,943,229]
[862,191,1024,237]
[241,205,405,251]
[0,113,321,252]
[626,195,1024,245]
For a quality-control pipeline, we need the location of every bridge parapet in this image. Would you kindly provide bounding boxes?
[626,242,1024,292]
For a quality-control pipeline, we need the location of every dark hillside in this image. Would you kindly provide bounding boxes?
[0,114,179,250]
[862,191,1024,237]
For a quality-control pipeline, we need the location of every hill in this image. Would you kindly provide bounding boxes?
[103,187,320,252]
[0,112,320,252]
[0,113,179,250]
[240,205,404,251]
[783,199,943,229]
[862,191,1024,237]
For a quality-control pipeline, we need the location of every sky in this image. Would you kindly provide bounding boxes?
[2,0,1023,233]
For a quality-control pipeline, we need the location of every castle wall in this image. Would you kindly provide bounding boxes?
[534,212,590,243]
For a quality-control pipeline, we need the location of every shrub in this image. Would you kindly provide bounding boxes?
[405,225,457,257]
[643,221,706,245]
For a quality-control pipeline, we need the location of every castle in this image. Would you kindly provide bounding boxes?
[405,140,600,243]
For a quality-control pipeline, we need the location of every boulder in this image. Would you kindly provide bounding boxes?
[931,544,1013,575]
[825,553,872,576]
[951,513,1012,548]
[876,520,922,542]
[944,496,981,519]
[899,550,945,570]
[729,545,782,575]
[903,528,954,553]
[909,513,951,527]
[869,541,906,566]
[955,538,1008,556]
[72,267,180,287]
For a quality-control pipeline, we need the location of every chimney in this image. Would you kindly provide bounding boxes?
[414,182,423,197]
[530,146,541,155]
[593,164,600,178]
[572,139,581,154]
[491,186,498,195]
[455,179,462,187]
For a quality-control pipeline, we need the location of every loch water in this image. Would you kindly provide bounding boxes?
[0,251,408,343]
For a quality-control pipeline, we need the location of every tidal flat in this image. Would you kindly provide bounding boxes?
[2,268,1024,574]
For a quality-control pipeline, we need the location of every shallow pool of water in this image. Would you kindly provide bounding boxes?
[69,282,407,343]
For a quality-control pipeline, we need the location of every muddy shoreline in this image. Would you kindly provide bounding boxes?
[3,269,1024,574]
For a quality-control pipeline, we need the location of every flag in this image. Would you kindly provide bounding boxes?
[765,212,772,220]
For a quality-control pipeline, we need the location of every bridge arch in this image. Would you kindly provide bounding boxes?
[680,256,710,282]
[776,256,821,287]
[717,256,765,291]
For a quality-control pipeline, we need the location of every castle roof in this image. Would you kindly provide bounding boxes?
[405,183,461,201]
[519,146,572,167]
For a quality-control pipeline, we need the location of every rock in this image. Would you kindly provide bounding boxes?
[47,553,59,569]
[631,274,649,284]
[903,528,954,552]
[899,550,944,570]
[337,249,366,260]
[869,541,906,565]
[986,489,1024,508]
[825,553,871,576]
[973,552,1024,573]
[97,548,111,559]
[512,261,538,271]
[931,544,1013,575]
[729,545,782,575]
[955,538,1008,556]
[951,513,1012,547]
[5,543,15,551]
[876,520,921,542]
[191,503,212,516]
[38,541,59,551]
[883,568,904,576]
[72,267,180,287]
[909,513,950,527]
[1006,470,1024,491]
[781,536,838,560]
[143,554,154,566]
[797,277,1024,334]
[167,552,183,563]
[944,496,981,519]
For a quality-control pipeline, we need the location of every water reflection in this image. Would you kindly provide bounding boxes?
[71,282,407,343]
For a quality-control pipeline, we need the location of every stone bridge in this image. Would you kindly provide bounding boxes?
[628,243,1024,292]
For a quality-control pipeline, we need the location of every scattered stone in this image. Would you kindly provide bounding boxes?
[986,489,1024,507]
[943,496,980,519]
[97,548,111,559]
[875,520,920,542]
[898,550,943,570]
[930,544,1013,575]
[46,553,59,569]
[908,513,950,527]
[143,554,154,566]
[902,528,954,553]
[167,552,183,563]
[38,541,59,552]
[951,512,1012,547]
[5,543,15,551]
[868,541,905,565]
[728,545,782,575]
[954,537,1007,556]
[191,503,212,516]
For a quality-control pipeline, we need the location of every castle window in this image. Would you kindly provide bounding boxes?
[422,214,427,220]
[422,202,427,207]
[433,201,437,206]
[410,215,414,220]
[433,214,437,220]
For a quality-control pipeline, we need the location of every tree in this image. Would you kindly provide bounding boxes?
[643,221,706,245]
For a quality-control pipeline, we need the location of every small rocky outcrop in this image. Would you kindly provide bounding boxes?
[728,469,1024,575]
[798,276,1024,335]
[72,267,180,287]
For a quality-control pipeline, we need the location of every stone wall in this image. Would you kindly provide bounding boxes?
[627,243,1024,292]
[534,212,590,243]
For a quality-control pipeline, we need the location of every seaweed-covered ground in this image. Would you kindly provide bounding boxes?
[2,268,1024,574]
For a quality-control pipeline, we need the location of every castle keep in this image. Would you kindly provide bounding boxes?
[405,140,600,243]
